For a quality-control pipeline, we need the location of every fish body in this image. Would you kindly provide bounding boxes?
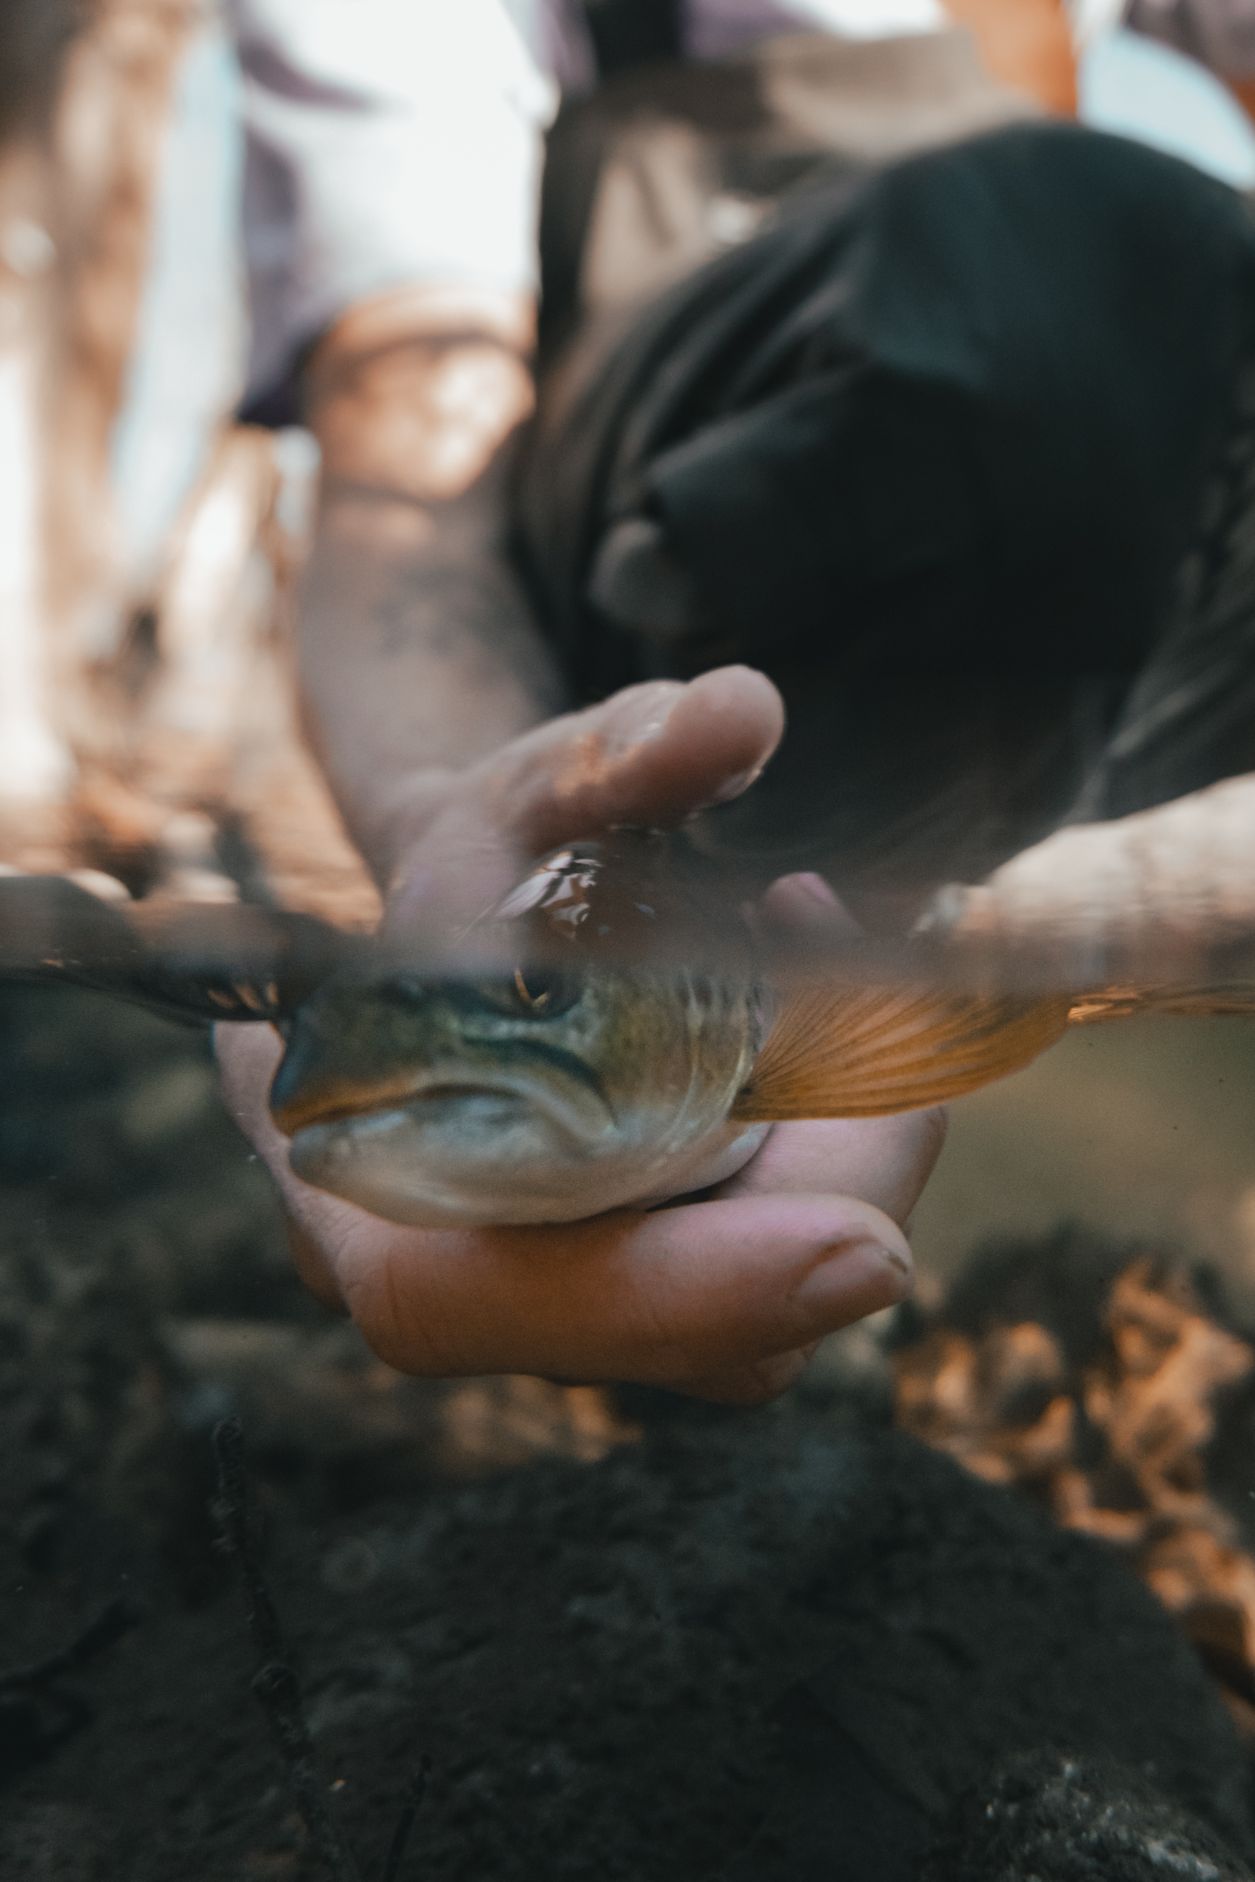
[0,836,1241,1230]
[266,831,1249,1230]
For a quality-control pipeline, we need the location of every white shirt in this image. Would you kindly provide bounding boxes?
[228,0,971,398]
[227,0,1255,400]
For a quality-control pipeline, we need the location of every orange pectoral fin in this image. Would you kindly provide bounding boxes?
[731,984,1071,1122]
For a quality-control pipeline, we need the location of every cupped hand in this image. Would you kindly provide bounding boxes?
[216,666,947,1402]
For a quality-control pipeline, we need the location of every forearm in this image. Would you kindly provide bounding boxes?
[298,480,564,884]
[927,770,1255,958]
[295,291,566,883]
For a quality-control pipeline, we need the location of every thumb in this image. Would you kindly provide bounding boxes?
[472,663,784,847]
[384,665,784,935]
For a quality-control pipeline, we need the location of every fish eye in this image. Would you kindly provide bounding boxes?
[504,967,582,1018]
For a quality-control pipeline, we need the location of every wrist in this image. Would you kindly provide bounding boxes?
[306,320,534,512]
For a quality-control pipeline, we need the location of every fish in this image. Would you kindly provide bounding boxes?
[2,835,1249,1231]
[268,834,777,1226]
[265,831,1092,1229]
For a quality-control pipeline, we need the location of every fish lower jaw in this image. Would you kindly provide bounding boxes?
[282,1073,601,1141]
[286,1111,770,1229]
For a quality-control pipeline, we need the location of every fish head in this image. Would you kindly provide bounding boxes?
[268,835,770,1226]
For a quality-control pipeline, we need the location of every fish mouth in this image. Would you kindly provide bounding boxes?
[296,1081,520,1129]
[280,1064,615,1147]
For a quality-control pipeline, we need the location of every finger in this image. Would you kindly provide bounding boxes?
[492,665,784,844]
[383,666,784,937]
[218,1020,377,1313]
[217,1021,353,1311]
[379,793,532,940]
[320,1194,912,1382]
[215,1019,288,1152]
[285,1217,348,1313]
[757,870,857,933]
[723,1110,947,1226]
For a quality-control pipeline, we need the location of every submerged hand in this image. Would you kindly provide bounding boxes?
[219,1021,938,1402]
[217,666,946,1401]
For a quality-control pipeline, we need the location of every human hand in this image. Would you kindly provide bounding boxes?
[217,667,947,1401]
[371,663,790,934]
[219,1018,940,1402]
[923,772,1255,958]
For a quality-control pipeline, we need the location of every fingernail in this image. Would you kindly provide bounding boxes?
[760,871,855,933]
[793,1237,914,1322]
[703,763,763,808]
[789,872,838,907]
